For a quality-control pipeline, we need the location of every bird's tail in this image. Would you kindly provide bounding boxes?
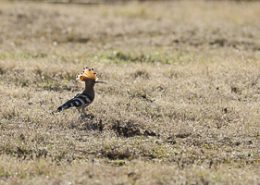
[52,104,72,114]
[54,102,73,113]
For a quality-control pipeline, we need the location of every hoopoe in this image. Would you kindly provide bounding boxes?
[54,67,102,117]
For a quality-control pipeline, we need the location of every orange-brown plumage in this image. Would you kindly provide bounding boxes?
[77,67,97,82]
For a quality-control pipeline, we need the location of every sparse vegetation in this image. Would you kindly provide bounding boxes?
[0,0,260,184]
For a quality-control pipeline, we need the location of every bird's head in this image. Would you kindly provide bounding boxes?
[77,67,105,84]
[77,67,97,82]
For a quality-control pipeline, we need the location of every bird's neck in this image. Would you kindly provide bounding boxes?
[83,80,95,100]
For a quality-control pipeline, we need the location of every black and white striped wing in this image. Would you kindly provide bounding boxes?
[57,93,92,112]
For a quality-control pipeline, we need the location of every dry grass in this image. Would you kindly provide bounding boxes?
[0,0,260,184]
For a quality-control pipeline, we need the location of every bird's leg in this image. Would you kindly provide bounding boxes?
[86,107,95,119]
[77,107,87,120]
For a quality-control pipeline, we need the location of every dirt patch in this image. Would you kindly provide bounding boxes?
[99,148,133,160]
[72,116,104,132]
[111,120,159,138]
[175,132,191,139]
[81,119,104,132]
[131,70,150,79]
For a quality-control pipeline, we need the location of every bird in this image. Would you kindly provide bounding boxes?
[54,67,103,118]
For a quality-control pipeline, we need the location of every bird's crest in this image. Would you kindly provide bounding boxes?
[77,67,97,81]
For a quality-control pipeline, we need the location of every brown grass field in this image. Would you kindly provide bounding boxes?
[0,0,260,184]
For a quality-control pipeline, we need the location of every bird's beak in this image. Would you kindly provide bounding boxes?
[95,78,106,84]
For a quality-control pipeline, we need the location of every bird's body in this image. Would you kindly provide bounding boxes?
[57,80,95,112]
[54,67,99,117]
